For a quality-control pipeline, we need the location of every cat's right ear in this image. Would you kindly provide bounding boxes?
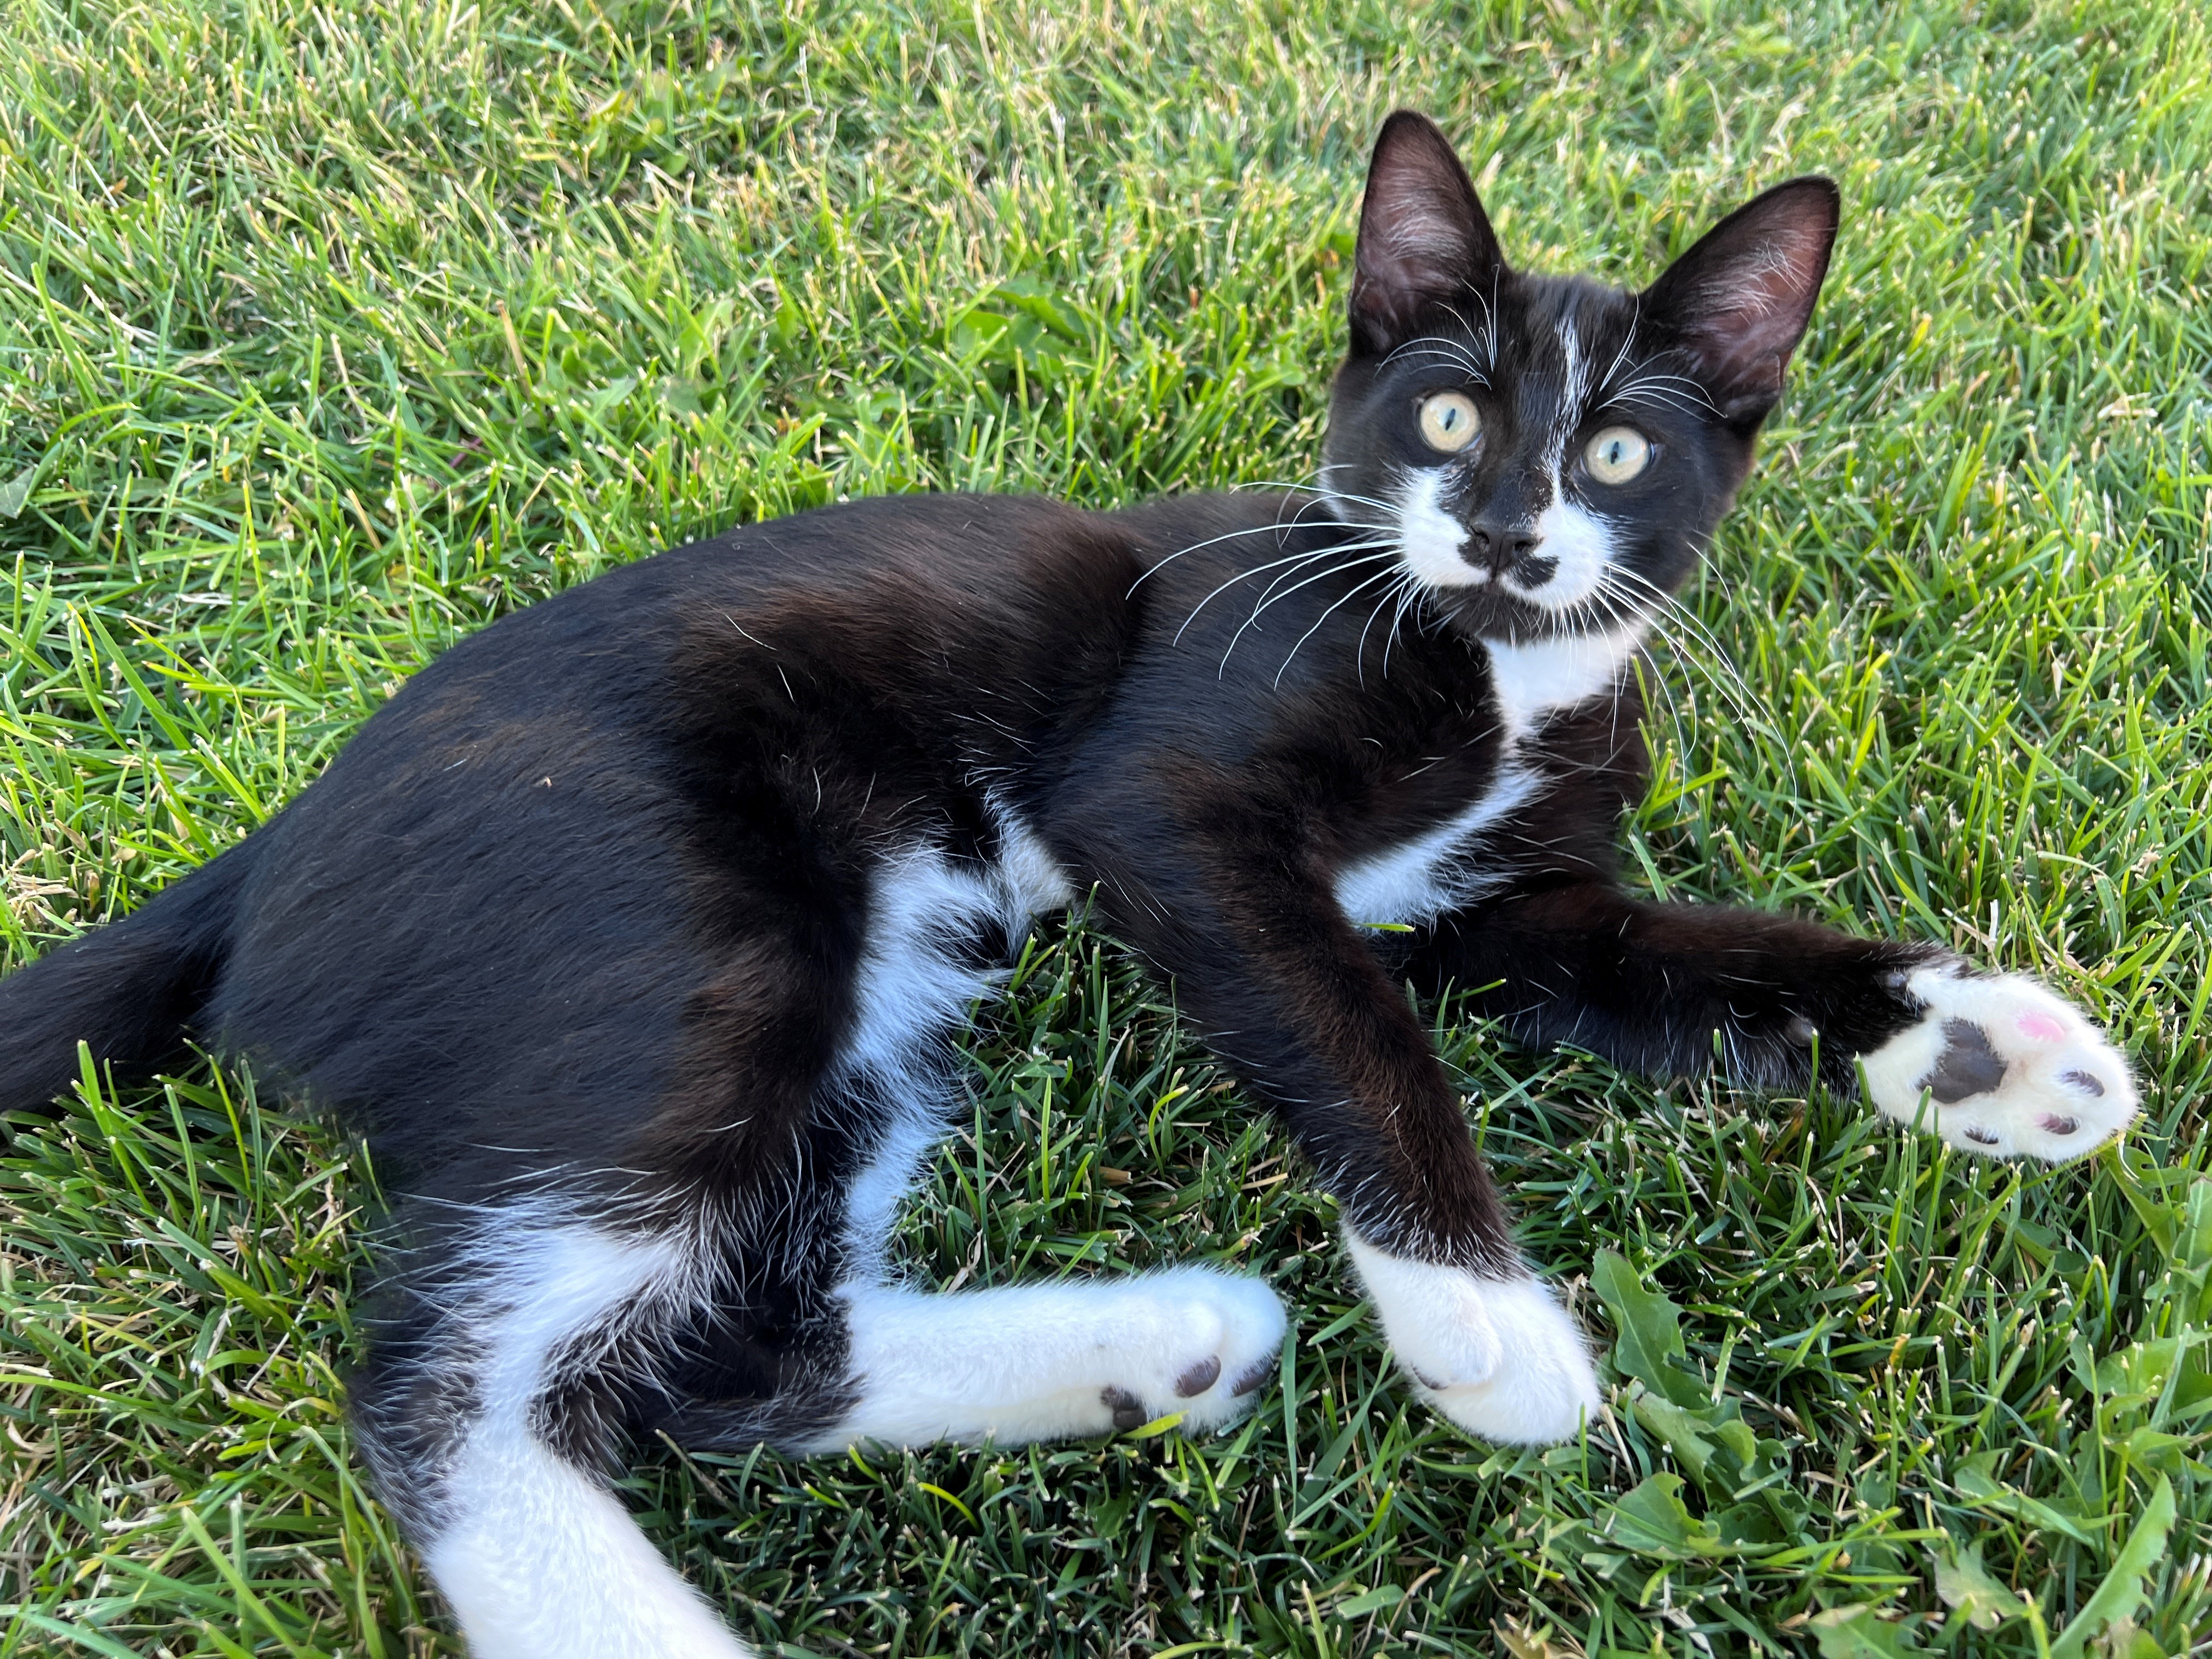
[1350,111,1506,357]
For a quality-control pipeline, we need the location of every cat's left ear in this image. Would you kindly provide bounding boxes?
[1350,111,1506,356]
[1641,177,1841,425]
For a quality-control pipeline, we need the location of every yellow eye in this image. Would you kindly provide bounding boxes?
[1417,392,1481,454]
[1584,426,1651,484]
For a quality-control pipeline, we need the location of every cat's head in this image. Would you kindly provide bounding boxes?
[1322,111,1838,643]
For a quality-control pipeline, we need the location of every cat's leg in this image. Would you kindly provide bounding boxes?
[628,1048,1289,1458]
[799,1071,1288,1449]
[1403,883,2137,1161]
[787,1268,1290,1451]
[1854,959,2138,1159]
[353,1206,766,1659]
[1064,823,1602,1446]
[1336,1231,1598,1444]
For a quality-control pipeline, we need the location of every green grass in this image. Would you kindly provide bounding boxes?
[3,0,2210,1652]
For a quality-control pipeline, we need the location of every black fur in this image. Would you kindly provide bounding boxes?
[0,112,1926,1599]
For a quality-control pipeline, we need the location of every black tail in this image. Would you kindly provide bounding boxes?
[0,843,257,1114]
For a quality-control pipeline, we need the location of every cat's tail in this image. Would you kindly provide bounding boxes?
[0,841,257,1116]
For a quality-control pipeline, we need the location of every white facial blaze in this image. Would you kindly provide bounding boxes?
[1393,466,1618,608]
[1546,323,1589,479]
[1384,317,1637,617]
[1499,318,1614,610]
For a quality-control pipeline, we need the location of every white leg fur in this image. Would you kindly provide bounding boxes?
[429,1435,753,1659]
[1342,1231,1599,1445]
[421,1222,753,1659]
[1859,962,2137,1161]
[803,1268,1288,1451]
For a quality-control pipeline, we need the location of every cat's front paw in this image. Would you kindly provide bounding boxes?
[1342,1234,1599,1444]
[1859,962,2137,1161]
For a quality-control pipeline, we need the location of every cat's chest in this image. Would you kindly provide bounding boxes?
[1330,627,1643,929]
[1480,627,1645,743]
[1332,765,1542,929]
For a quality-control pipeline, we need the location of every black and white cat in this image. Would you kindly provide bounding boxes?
[0,113,2137,1658]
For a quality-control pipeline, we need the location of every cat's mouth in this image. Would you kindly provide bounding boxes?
[1388,469,1622,634]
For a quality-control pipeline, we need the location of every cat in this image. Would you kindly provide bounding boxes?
[0,111,2137,1659]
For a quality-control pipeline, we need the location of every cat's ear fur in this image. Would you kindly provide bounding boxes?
[1350,111,1505,356]
[1642,177,1841,425]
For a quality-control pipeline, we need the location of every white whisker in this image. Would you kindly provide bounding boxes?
[1274,565,1407,689]
[1381,334,1491,384]
[1354,571,1421,686]
[1220,550,1405,674]
[1596,303,1641,398]
[1595,563,1800,796]
[1172,546,1342,643]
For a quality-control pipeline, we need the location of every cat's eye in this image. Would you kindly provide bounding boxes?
[1417,392,1481,454]
[1584,426,1651,485]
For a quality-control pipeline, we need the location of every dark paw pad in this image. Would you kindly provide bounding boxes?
[1175,1356,1221,1398]
[2040,1114,2079,1137]
[1101,1386,1146,1431]
[1229,1357,1275,1398]
[1921,1018,2007,1103]
[1962,1125,2000,1146]
[2060,1069,2106,1098]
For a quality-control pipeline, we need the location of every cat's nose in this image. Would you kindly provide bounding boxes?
[1464,521,1541,579]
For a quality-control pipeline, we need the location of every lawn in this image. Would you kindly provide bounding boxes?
[3,0,2210,1653]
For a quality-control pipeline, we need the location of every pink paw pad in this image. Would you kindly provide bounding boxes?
[2016,1012,2066,1042]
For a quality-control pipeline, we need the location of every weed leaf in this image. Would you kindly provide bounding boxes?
[2052,1477,2178,1659]
[1592,1249,1705,1408]
[1932,1541,2027,1629]
[1809,1604,1922,1658]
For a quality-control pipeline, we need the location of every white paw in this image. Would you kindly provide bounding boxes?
[1093,1266,1289,1434]
[827,1271,1285,1448]
[1860,963,2137,1161]
[1342,1232,1599,1445]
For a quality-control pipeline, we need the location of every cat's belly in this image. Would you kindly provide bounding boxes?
[840,810,1075,1084]
[835,806,1074,1264]
[1332,766,1544,931]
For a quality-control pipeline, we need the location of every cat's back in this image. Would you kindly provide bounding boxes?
[383,491,1126,697]
[199,489,1152,1147]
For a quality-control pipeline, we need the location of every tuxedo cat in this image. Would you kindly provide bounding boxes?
[0,112,2136,1658]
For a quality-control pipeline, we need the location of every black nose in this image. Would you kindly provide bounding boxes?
[1465,521,1540,578]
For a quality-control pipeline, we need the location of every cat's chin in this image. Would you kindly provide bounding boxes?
[1430,588,1634,646]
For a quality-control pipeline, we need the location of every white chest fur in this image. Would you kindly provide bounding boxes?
[1481,627,1645,742]
[1331,625,1645,932]
[1333,765,1542,930]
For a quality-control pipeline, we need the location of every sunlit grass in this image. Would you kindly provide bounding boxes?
[3,0,2210,1653]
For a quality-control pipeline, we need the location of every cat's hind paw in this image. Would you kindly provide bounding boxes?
[825,1267,1285,1450]
[1091,1266,1289,1435]
[1859,963,2137,1161]
[1343,1234,1600,1445]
